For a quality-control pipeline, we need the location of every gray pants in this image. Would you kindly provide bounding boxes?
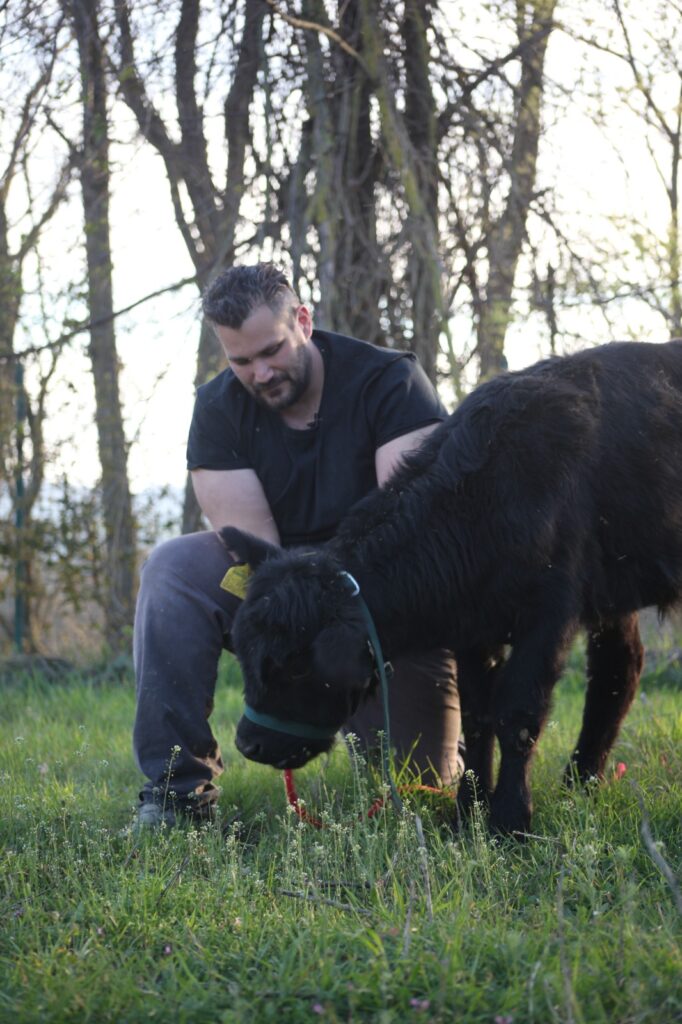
[133,532,461,807]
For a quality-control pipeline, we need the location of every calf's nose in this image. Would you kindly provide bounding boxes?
[240,742,261,758]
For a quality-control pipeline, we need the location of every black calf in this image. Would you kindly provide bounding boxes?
[223,341,682,835]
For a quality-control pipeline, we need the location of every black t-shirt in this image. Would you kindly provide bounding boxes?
[186,329,447,546]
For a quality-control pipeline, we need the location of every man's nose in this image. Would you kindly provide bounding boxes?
[253,359,273,384]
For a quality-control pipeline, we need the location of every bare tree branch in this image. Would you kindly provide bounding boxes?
[264,0,371,76]
[16,157,73,261]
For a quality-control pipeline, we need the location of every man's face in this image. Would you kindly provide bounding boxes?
[213,303,313,413]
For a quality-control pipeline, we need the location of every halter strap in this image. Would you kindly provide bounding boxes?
[341,575,404,813]
[242,570,404,813]
[242,704,338,741]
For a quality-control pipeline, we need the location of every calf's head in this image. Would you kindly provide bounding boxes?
[221,527,376,769]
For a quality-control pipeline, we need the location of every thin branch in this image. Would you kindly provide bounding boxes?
[0,272,199,363]
[276,888,371,916]
[463,22,553,98]
[0,220,269,365]
[112,0,182,169]
[611,0,676,144]
[437,23,553,140]
[0,60,55,201]
[264,0,372,77]
[17,157,73,261]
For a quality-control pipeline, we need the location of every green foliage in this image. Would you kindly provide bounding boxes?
[0,656,680,1024]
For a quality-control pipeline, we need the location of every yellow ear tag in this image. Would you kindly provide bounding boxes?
[220,563,252,599]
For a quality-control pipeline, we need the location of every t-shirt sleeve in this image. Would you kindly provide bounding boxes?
[186,389,252,471]
[366,354,448,449]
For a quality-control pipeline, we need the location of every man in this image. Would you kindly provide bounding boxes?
[133,263,461,827]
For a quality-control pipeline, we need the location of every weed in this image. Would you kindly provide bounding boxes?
[0,653,680,1023]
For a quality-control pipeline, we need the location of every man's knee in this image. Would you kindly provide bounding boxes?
[140,532,233,590]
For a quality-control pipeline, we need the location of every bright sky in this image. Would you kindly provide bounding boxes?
[12,1,678,502]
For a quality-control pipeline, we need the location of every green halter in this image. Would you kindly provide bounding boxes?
[242,705,337,740]
[242,571,404,813]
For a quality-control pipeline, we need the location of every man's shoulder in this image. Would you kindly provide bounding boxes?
[195,365,241,407]
[314,329,416,372]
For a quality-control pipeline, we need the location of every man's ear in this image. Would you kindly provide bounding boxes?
[296,304,313,339]
[218,526,280,568]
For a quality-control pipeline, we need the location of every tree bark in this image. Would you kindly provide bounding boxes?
[358,0,446,381]
[332,0,381,343]
[300,0,338,327]
[288,1,381,342]
[401,0,441,378]
[477,0,557,380]
[71,0,136,653]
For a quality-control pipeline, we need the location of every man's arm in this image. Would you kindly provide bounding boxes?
[191,467,281,543]
[375,424,439,486]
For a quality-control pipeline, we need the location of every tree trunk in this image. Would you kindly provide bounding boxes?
[477,0,557,380]
[358,0,446,382]
[299,0,338,328]
[401,0,441,377]
[71,0,136,653]
[292,1,381,342]
[0,235,22,483]
[332,0,381,343]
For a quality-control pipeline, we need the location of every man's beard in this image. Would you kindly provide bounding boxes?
[250,344,312,412]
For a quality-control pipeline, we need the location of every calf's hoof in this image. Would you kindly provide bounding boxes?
[489,794,532,840]
[562,759,605,790]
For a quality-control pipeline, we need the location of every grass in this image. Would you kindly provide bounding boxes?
[0,647,680,1024]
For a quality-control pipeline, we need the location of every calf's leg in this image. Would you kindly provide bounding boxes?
[490,618,576,836]
[564,612,643,785]
[455,646,505,819]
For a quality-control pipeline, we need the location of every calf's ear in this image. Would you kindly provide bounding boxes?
[219,527,280,568]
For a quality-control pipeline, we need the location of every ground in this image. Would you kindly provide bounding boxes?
[0,625,680,1024]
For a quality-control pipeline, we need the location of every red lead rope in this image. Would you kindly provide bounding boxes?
[283,768,454,829]
[284,761,630,829]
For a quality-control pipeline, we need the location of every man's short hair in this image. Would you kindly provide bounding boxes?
[202,263,299,328]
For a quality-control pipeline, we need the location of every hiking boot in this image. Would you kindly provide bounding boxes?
[133,800,217,832]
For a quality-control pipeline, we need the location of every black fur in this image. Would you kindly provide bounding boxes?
[223,341,682,834]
